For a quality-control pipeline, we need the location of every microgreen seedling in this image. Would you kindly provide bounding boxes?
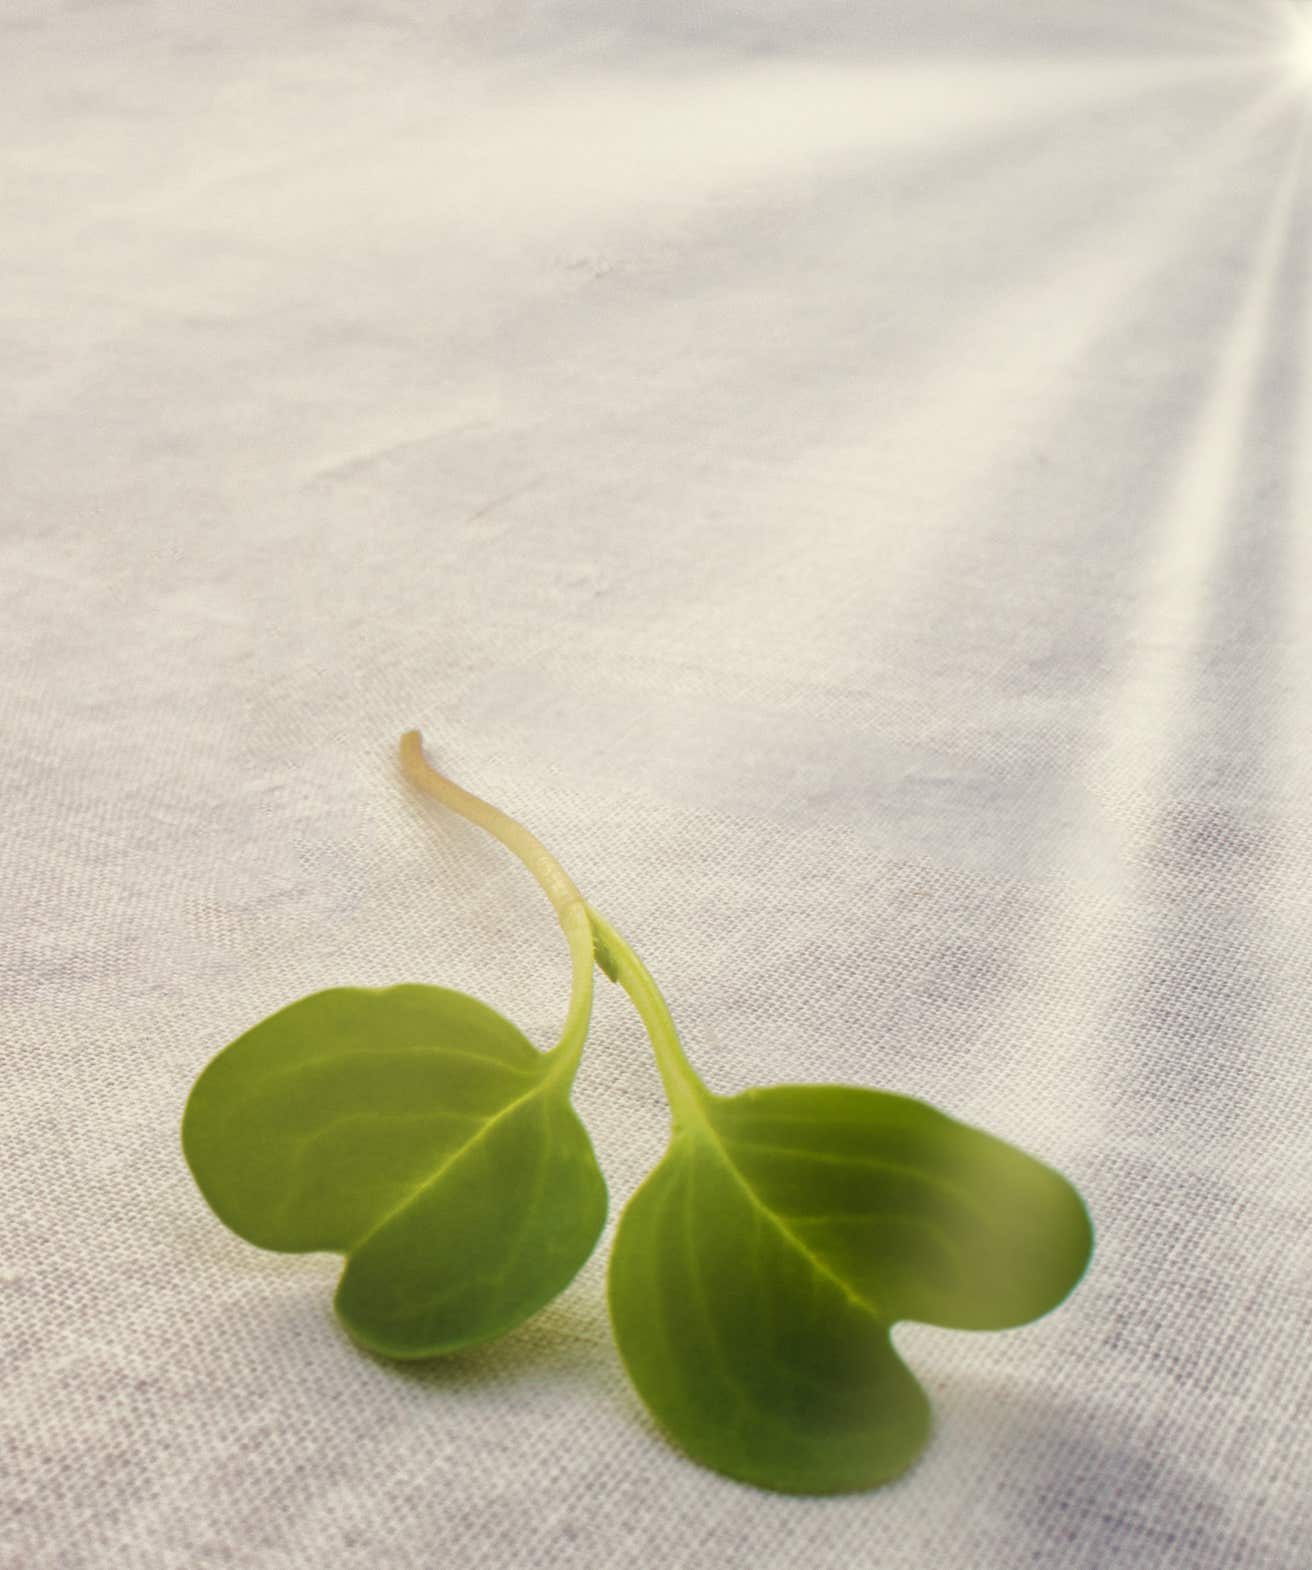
[182,733,1093,1492]
[181,739,606,1358]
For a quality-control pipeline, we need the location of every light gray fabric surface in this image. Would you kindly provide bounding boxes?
[4,3,1311,1566]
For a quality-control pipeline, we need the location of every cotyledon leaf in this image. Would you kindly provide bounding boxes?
[184,732,1094,1494]
[183,983,606,1357]
[591,910,1094,1495]
[181,733,608,1358]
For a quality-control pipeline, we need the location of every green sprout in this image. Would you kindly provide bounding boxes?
[182,731,1093,1494]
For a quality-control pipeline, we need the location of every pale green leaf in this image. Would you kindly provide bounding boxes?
[182,984,606,1357]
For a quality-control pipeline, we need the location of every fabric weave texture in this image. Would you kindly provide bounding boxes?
[3,3,1310,1567]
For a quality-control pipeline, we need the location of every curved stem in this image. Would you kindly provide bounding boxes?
[399,730,593,1074]
[585,907,710,1132]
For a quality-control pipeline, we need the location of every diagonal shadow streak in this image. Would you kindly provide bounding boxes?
[533,76,1300,691]
[744,92,1310,1092]
[1110,123,1311,1142]
[1151,0,1293,50]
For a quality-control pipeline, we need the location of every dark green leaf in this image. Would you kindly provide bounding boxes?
[608,1080,1092,1493]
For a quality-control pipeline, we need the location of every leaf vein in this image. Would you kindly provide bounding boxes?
[698,1131,887,1323]
[349,1078,548,1254]
[718,1135,985,1221]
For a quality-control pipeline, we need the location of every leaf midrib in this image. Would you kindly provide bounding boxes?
[347,1071,552,1253]
[218,1037,573,1253]
[690,1119,888,1324]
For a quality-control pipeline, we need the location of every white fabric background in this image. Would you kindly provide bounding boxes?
[4,2,1311,1566]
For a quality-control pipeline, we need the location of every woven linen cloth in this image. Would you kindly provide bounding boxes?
[3,3,1311,1567]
